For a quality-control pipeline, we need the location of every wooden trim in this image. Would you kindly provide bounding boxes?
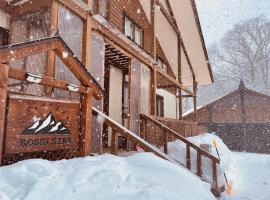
[8,67,88,94]
[46,0,59,96]
[80,88,93,156]
[190,0,214,83]
[0,64,9,165]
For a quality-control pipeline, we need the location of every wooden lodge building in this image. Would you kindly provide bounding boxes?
[185,80,270,154]
[0,0,225,196]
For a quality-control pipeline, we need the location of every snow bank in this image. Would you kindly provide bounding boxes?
[221,152,270,200]
[168,133,233,187]
[0,153,216,200]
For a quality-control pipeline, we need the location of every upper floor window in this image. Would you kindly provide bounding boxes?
[93,0,108,18]
[0,27,9,46]
[157,57,167,73]
[124,16,143,47]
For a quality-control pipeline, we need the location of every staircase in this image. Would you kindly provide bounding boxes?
[92,107,225,197]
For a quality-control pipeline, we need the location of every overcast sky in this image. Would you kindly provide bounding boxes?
[195,0,270,47]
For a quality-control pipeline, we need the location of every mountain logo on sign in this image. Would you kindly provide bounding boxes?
[21,113,71,135]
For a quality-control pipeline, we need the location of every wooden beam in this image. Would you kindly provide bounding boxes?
[46,0,59,96]
[151,0,157,59]
[6,0,51,17]
[53,41,103,99]
[58,0,89,20]
[8,67,88,94]
[156,68,194,96]
[0,39,58,64]
[156,0,178,34]
[0,64,9,165]
[80,88,93,156]
[164,0,196,82]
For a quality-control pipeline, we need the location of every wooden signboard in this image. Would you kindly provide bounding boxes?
[5,94,81,154]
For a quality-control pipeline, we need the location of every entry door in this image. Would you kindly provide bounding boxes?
[108,66,123,145]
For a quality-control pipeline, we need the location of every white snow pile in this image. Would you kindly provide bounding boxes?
[0,153,216,200]
[167,133,234,187]
[221,152,270,200]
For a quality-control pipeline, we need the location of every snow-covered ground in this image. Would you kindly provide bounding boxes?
[0,153,216,200]
[0,133,269,200]
[168,133,270,200]
[222,152,270,200]
[168,133,233,187]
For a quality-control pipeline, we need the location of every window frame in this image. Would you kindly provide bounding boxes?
[156,94,164,117]
[123,14,144,47]
[93,0,108,18]
[156,57,168,73]
[0,27,9,46]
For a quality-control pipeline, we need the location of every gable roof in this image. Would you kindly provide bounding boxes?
[184,81,270,117]
[0,35,103,99]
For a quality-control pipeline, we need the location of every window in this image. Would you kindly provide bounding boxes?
[156,95,164,117]
[93,0,108,18]
[124,16,143,47]
[0,27,9,46]
[157,57,168,73]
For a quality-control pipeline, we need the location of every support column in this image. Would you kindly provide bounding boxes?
[193,81,198,121]
[0,64,9,165]
[82,0,93,69]
[45,0,59,96]
[177,38,183,119]
[80,88,93,156]
[150,0,157,116]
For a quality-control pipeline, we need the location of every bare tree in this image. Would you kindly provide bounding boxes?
[213,16,270,90]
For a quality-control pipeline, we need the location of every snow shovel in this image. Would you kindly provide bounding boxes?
[212,139,233,195]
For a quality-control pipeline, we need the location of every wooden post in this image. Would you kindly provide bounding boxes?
[193,81,198,121]
[163,131,168,154]
[45,0,59,96]
[177,38,183,119]
[186,144,191,169]
[111,129,118,155]
[0,64,9,165]
[197,151,202,177]
[151,0,156,59]
[80,88,93,156]
[212,161,218,189]
[150,0,157,116]
[82,0,92,68]
[151,66,157,116]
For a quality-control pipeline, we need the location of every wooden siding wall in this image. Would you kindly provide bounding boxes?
[185,88,270,153]
[107,0,173,77]
[107,0,154,55]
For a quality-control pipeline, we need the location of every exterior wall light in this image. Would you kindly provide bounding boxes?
[67,84,79,92]
[26,72,42,83]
